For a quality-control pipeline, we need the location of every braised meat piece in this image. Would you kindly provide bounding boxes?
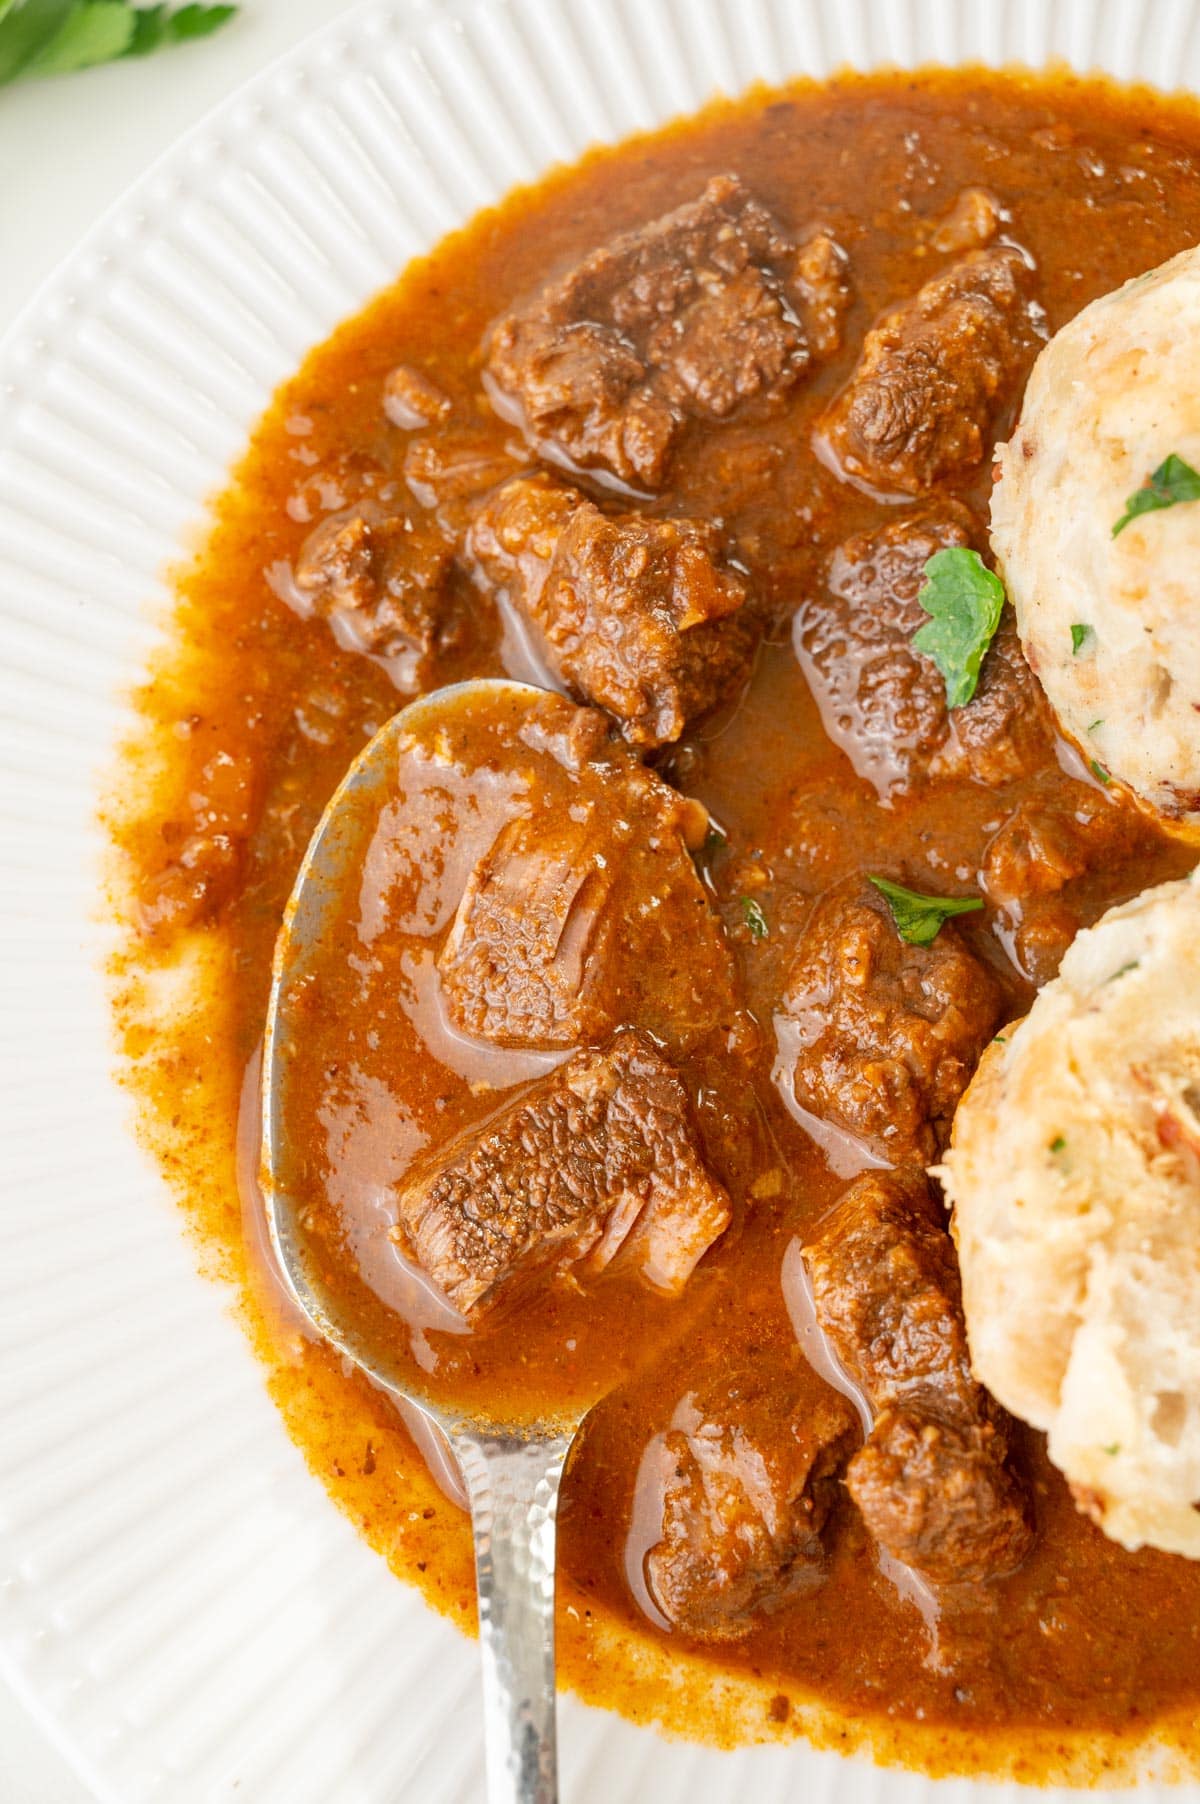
[439,813,619,1049]
[382,363,452,429]
[778,877,1003,1163]
[291,503,463,689]
[468,473,759,747]
[817,246,1042,496]
[939,623,1052,786]
[926,187,1004,255]
[438,756,737,1054]
[403,431,526,515]
[792,230,853,358]
[797,508,1051,798]
[485,175,838,488]
[802,1168,1034,1584]
[138,745,260,934]
[982,779,1153,983]
[642,1362,856,1640]
[393,1030,731,1316]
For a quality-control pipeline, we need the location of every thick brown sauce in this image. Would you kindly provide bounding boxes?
[106,67,1200,1780]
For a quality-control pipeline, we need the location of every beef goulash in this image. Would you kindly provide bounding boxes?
[111,67,1200,1780]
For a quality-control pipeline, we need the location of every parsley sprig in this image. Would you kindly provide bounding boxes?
[868,875,984,947]
[740,895,768,941]
[0,0,236,85]
[1112,453,1200,537]
[912,547,1006,710]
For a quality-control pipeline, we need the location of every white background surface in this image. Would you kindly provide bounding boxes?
[0,7,355,1799]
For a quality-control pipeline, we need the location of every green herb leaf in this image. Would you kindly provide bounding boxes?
[0,0,236,80]
[1049,1135,1066,1154]
[1090,758,1111,786]
[1107,959,1140,983]
[1070,623,1093,655]
[1112,453,1200,537]
[125,0,166,51]
[26,1,134,75]
[740,896,768,940]
[161,1,235,38]
[0,0,73,82]
[912,547,1006,710]
[868,875,984,948]
[1088,718,1104,734]
[1102,1442,1121,1457]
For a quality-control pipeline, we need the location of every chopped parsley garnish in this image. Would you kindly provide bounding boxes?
[740,896,768,940]
[1049,1134,1067,1154]
[912,548,1006,710]
[1107,959,1140,983]
[0,1,236,85]
[1090,758,1112,786]
[868,875,984,948]
[1102,1442,1121,1457]
[1112,453,1200,537]
[702,825,726,858]
[1070,623,1094,655]
[1088,719,1104,734]
[993,1034,1007,1046]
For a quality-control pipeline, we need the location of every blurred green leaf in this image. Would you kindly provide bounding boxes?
[0,0,74,83]
[125,1,166,52]
[165,3,235,39]
[0,0,236,81]
[26,1,134,75]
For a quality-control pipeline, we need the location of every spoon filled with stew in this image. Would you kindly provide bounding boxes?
[260,677,743,1803]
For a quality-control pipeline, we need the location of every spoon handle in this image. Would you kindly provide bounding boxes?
[451,1427,574,1804]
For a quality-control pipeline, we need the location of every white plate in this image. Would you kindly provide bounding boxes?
[3,1,1200,1800]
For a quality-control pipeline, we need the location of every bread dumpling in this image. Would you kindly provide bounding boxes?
[938,871,1200,1559]
[991,246,1200,835]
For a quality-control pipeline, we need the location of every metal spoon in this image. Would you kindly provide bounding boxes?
[260,681,585,1804]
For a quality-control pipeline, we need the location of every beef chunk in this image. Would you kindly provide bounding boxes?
[802,1168,1034,1584]
[394,1030,731,1316]
[382,364,452,429]
[983,783,1140,908]
[138,746,260,934]
[798,508,1051,799]
[438,777,732,1054]
[403,432,525,513]
[439,813,619,1049]
[927,187,1004,256]
[436,699,740,1056]
[468,473,759,747]
[290,503,462,689]
[643,1363,856,1640]
[982,780,1152,984]
[486,175,834,489]
[779,877,1003,1163]
[792,230,853,358]
[847,1408,1032,1586]
[817,247,1042,496]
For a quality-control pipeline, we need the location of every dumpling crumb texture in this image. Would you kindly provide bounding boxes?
[939,870,1200,1560]
[991,245,1200,833]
